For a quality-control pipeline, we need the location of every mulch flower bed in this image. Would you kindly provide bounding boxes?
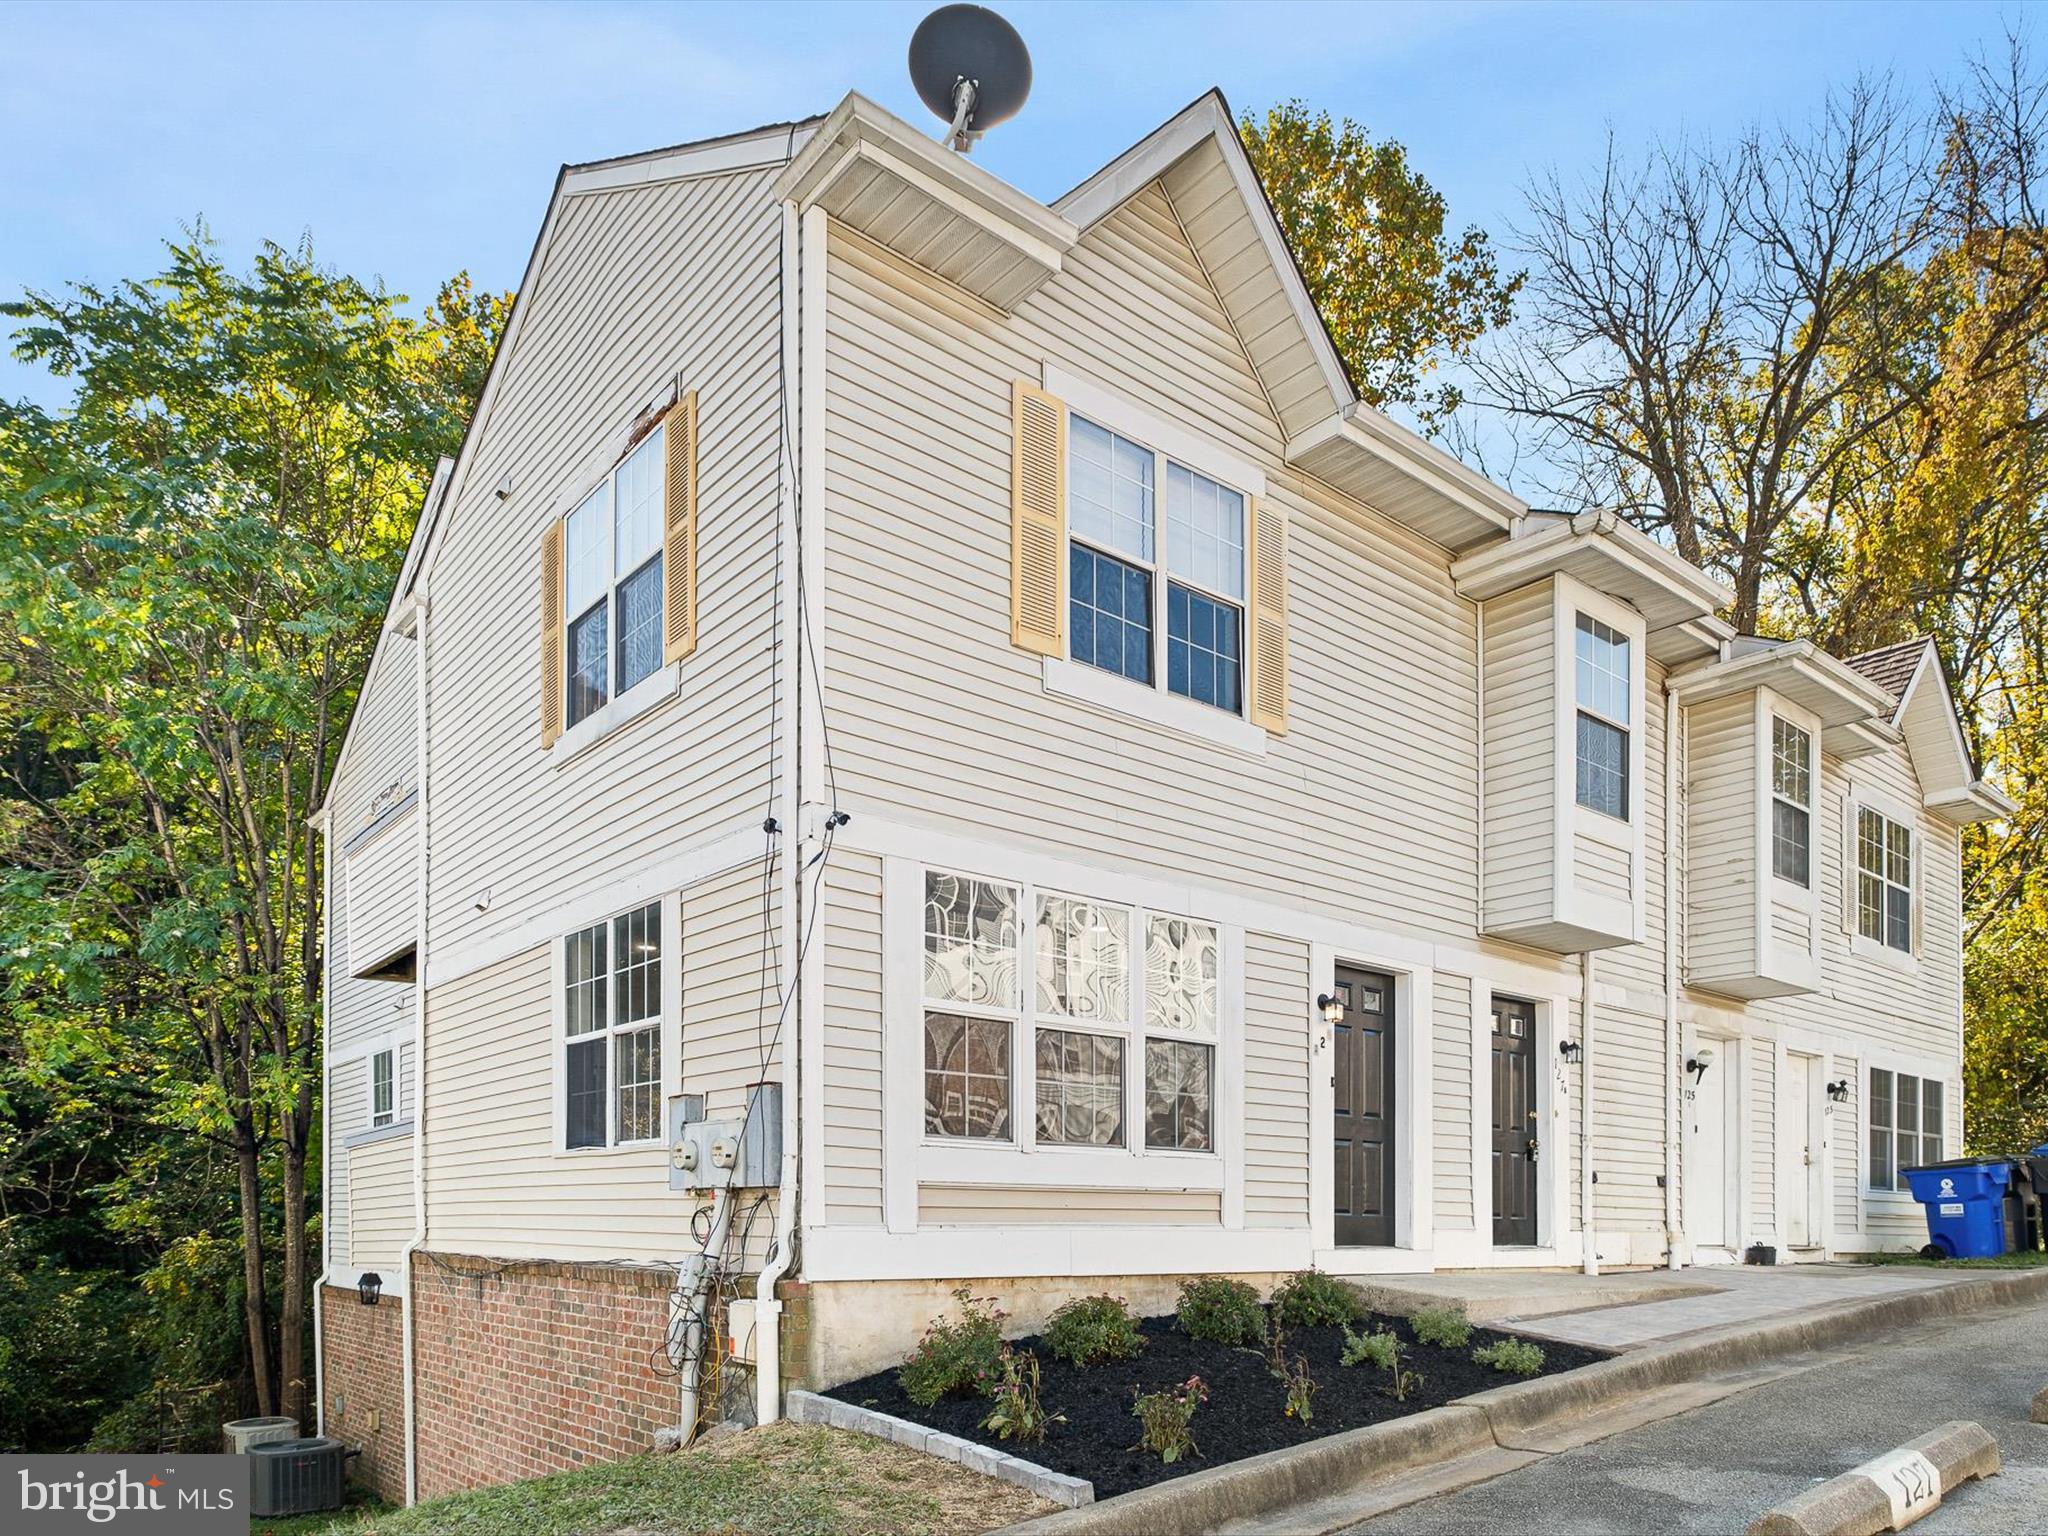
[828,1311,1609,1498]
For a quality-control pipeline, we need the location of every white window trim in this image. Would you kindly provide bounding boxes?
[1861,1053,1952,1200]
[1847,785,1919,972]
[547,658,682,767]
[369,1048,395,1129]
[1550,575,1647,944]
[884,858,1242,1226]
[1042,367,1261,735]
[550,890,681,1157]
[556,421,669,745]
[1754,689,1823,986]
[1767,708,1816,891]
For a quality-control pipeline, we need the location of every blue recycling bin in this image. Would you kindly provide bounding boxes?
[1901,1158,2014,1258]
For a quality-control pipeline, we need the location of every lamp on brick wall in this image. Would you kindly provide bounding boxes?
[358,1272,383,1308]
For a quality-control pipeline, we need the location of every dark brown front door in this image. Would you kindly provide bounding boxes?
[1332,966,1395,1246]
[1491,996,1538,1246]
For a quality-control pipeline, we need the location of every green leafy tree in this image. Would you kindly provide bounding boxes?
[0,234,501,1428]
[1241,101,1521,432]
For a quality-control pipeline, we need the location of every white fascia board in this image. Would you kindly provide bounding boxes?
[1058,90,1353,423]
[1287,406,1524,539]
[1927,783,2017,824]
[1451,511,1730,621]
[775,91,1075,254]
[563,121,819,196]
[1666,641,1895,727]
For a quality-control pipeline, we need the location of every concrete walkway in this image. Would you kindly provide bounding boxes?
[1358,1264,1985,1350]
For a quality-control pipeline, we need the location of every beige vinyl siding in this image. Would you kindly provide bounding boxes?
[1832,1049,1863,1239]
[1480,583,1557,934]
[1750,1046,1776,1241]
[1243,930,1311,1230]
[1769,898,1808,955]
[1432,974,1474,1231]
[821,186,1480,950]
[680,860,783,1123]
[425,165,784,959]
[349,1136,414,1273]
[331,633,417,841]
[918,1185,1221,1226]
[1574,834,1631,907]
[345,809,416,977]
[327,1064,367,1269]
[325,856,415,1062]
[1685,693,1758,989]
[821,851,885,1227]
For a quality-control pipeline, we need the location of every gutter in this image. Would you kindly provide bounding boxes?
[401,595,430,1504]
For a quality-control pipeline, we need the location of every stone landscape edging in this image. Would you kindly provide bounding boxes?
[786,1388,1094,1508]
[980,1266,2048,1536]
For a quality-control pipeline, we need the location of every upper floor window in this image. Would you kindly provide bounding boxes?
[370,1049,395,1128]
[1574,613,1631,819]
[1771,718,1813,886]
[563,901,663,1148]
[920,869,1217,1153]
[1868,1067,1942,1191]
[1856,806,1913,952]
[1068,416,1246,716]
[565,426,666,728]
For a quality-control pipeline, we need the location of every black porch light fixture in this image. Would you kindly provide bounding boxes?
[1316,993,1345,1026]
[358,1272,383,1308]
[1685,1046,1715,1086]
[1827,1079,1851,1103]
[1558,1039,1583,1064]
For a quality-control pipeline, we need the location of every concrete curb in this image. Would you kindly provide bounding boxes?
[2032,1383,2047,1425]
[785,1389,1093,1508]
[1745,1420,2000,1535]
[980,1267,2048,1536]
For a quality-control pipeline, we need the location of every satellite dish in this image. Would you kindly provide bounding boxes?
[908,4,1032,153]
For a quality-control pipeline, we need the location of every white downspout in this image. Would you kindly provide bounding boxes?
[752,196,809,1428]
[1664,683,1683,1269]
[314,805,333,1436]
[1581,948,1598,1276]
[401,597,430,1504]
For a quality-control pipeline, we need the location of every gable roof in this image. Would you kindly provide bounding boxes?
[1841,637,1931,718]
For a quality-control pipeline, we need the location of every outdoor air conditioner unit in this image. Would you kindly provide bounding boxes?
[248,1437,350,1517]
[222,1416,298,1455]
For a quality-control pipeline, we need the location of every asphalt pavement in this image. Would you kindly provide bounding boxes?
[1347,1300,2048,1535]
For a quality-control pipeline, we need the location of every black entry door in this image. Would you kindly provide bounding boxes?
[1491,996,1538,1245]
[1332,966,1396,1246]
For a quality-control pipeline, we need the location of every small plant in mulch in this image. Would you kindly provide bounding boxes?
[1278,1352,1319,1421]
[1340,1324,1398,1370]
[1176,1275,1265,1346]
[1472,1339,1546,1377]
[899,1286,1006,1407]
[1273,1268,1361,1327]
[1131,1375,1208,1464]
[978,1346,1063,1444]
[1043,1293,1146,1367]
[1410,1305,1473,1349]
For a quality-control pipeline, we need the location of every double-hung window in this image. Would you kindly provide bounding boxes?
[370,1049,395,1128]
[1856,807,1913,953]
[563,901,664,1148]
[1771,718,1813,886]
[1068,416,1247,715]
[1868,1068,1943,1191]
[921,868,1219,1154]
[564,426,666,728]
[1574,613,1631,819]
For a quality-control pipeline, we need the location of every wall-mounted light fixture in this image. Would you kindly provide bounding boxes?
[358,1272,383,1308]
[1558,1039,1583,1064]
[1827,1079,1850,1103]
[1685,1046,1715,1086]
[1316,993,1345,1026]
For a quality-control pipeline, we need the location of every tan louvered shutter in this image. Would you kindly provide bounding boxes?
[539,520,565,748]
[1011,380,1065,655]
[662,389,699,664]
[1245,496,1289,733]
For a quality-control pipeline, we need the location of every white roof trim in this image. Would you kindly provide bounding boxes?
[1665,638,1895,726]
[1927,782,2017,824]
[1287,406,1525,533]
[1451,510,1733,621]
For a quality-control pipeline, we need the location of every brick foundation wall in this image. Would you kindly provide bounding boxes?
[319,1285,406,1505]
[410,1251,681,1498]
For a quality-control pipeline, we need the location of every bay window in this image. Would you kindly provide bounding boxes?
[1574,613,1631,819]
[919,869,1220,1155]
[562,901,663,1148]
[563,425,666,728]
[1771,717,1813,886]
[1068,414,1247,715]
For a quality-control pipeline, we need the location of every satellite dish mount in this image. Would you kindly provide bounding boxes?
[908,5,1032,155]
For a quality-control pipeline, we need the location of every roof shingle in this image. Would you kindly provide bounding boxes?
[1842,637,1931,718]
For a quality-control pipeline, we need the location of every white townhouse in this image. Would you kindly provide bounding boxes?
[312,89,2012,1503]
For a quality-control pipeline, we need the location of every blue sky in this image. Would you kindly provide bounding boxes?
[0,0,2021,411]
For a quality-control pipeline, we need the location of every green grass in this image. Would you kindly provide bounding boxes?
[1852,1247,2048,1269]
[250,1423,1047,1536]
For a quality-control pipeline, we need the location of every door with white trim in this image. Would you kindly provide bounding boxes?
[1685,1044,1733,1256]
[1783,1052,1819,1249]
